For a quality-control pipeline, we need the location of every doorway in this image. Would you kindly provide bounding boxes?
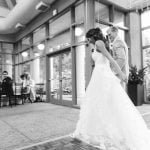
[47,49,73,106]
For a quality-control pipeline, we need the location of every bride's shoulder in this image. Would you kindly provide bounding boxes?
[95,40,105,48]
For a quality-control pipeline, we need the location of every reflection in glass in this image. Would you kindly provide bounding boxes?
[142,29,150,47]
[62,52,72,101]
[50,56,60,101]
[95,1,109,22]
[141,10,150,28]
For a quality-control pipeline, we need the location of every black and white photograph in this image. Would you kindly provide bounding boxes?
[0,0,150,149]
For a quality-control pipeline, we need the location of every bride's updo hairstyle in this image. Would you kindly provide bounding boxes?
[86,28,110,51]
[86,28,106,43]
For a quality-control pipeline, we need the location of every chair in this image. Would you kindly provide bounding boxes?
[21,86,33,103]
[35,83,45,102]
[14,82,24,105]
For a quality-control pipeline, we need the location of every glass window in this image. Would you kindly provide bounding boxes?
[15,65,19,82]
[15,41,22,53]
[21,50,30,62]
[15,55,19,64]
[141,10,150,28]
[142,29,150,47]
[22,62,30,73]
[143,47,150,101]
[22,36,31,50]
[75,3,84,23]
[32,57,46,83]
[49,11,71,37]
[114,10,125,27]
[46,31,71,53]
[95,2,109,22]
[2,65,13,77]
[2,54,12,65]
[143,47,150,68]
[33,26,46,44]
[18,64,23,77]
[33,41,46,57]
[18,53,22,63]
[2,43,13,53]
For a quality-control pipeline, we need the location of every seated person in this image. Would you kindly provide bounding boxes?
[26,73,36,102]
[1,71,14,97]
[20,73,35,103]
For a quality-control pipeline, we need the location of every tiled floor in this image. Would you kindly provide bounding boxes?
[0,103,150,150]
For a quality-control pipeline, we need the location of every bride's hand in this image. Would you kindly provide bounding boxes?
[119,72,127,83]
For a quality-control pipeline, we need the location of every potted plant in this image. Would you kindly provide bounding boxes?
[128,66,147,106]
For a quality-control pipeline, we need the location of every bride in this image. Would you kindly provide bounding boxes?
[71,28,150,150]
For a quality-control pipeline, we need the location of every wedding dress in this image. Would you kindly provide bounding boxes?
[72,46,150,150]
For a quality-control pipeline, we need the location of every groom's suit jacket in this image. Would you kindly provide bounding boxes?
[111,36,129,79]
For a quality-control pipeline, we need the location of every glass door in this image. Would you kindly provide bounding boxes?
[61,52,72,103]
[49,55,61,104]
[48,49,72,106]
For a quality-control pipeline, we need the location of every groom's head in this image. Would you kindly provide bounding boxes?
[107,26,118,42]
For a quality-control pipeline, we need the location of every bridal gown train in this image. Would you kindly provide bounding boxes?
[72,47,150,150]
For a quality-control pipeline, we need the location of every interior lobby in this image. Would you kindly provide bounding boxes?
[0,0,150,149]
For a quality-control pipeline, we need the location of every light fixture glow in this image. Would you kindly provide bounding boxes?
[6,60,11,64]
[22,52,28,57]
[75,27,83,36]
[34,53,40,57]
[57,45,61,49]
[37,43,45,50]
[49,48,53,52]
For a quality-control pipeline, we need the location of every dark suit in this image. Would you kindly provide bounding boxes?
[2,77,14,96]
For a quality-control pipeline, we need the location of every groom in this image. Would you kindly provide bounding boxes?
[107,26,129,88]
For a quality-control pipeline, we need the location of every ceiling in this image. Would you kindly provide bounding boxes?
[130,0,150,10]
[0,0,56,34]
[0,0,150,34]
[0,0,16,18]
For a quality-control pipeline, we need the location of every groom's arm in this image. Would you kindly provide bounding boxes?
[113,42,126,70]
